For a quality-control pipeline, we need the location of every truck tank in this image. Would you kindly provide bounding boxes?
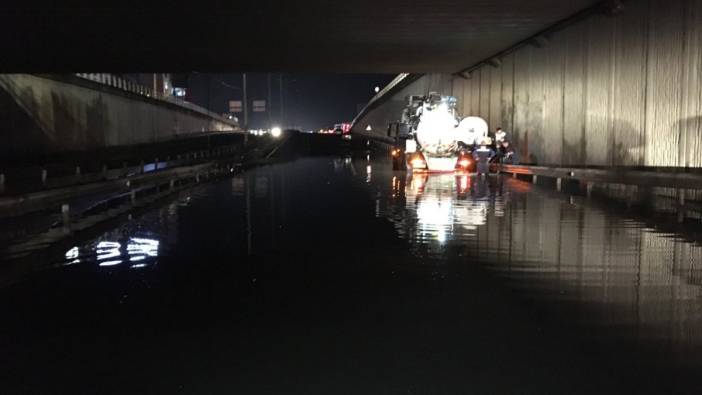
[394,93,488,172]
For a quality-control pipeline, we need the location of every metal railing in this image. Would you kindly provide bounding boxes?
[74,73,238,126]
[497,164,702,190]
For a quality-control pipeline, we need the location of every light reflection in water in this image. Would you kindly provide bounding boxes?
[373,166,702,354]
[96,241,121,264]
[65,237,160,269]
[65,246,80,265]
[384,173,496,246]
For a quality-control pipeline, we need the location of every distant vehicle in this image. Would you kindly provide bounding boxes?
[388,93,487,172]
[333,122,352,135]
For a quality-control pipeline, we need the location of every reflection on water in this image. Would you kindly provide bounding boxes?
[51,165,288,277]
[63,237,160,269]
[5,155,702,392]
[373,165,702,356]
[381,173,500,250]
[16,155,702,378]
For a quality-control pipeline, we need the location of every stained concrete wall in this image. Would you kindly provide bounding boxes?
[0,74,236,160]
[356,0,702,168]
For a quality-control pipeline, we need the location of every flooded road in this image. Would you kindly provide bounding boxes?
[2,155,702,394]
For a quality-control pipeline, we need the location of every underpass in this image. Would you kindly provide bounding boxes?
[2,0,702,393]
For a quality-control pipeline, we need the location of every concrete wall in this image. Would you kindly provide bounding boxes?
[0,74,235,160]
[356,0,702,168]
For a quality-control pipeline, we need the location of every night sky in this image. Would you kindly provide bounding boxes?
[186,73,395,131]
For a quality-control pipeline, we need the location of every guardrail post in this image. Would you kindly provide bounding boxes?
[677,189,686,223]
[586,182,594,198]
[556,177,562,192]
[41,169,48,187]
[140,160,145,174]
[625,185,635,209]
[170,179,175,190]
[0,173,5,194]
[154,157,159,171]
[512,172,517,178]
[532,175,538,185]
[195,173,200,183]
[75,166,81,177]
[61,203,71,231]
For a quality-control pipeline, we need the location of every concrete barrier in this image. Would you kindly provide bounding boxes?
[0,74,238,160]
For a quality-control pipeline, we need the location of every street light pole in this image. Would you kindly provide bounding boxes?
[267,73,272,126]
[243,73,248,129]
[279,73,284,128]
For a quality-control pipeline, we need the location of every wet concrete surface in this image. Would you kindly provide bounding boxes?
[2,155,702,394]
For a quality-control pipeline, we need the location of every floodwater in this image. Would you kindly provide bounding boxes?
[2,155,702,394]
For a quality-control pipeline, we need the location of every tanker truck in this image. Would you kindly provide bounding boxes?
[388,93,488,172]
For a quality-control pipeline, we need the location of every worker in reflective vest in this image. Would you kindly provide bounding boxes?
[472,138,495,175]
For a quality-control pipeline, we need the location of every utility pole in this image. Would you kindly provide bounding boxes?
[206,74,211,112]
[243,73,248,129]
[267,73,272,126]
[279,73,284,128]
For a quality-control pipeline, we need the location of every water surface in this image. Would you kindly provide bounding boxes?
[2,156,701,394]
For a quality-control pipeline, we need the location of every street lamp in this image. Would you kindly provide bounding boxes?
[374,86,380,93]
[271,126,282,138]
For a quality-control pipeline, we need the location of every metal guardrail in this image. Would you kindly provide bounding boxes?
[0,144,244,218]
[497,164,702,190]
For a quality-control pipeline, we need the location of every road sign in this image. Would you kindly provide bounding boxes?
[229,100,242,113]
[253,100,266,112]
